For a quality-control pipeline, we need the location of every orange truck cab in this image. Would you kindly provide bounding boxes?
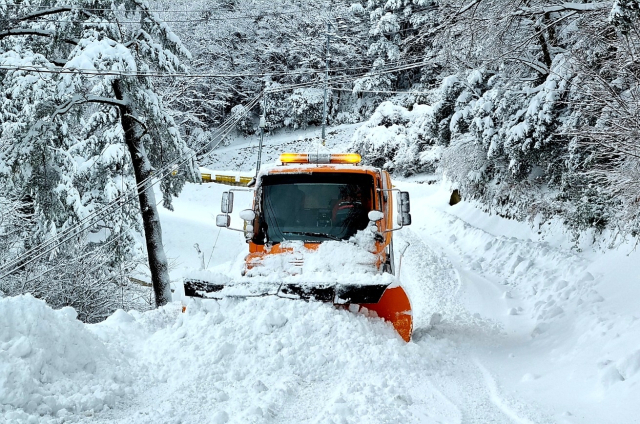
[186,152,414,341]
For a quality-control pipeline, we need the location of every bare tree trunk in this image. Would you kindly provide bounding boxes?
[112,79,172,307]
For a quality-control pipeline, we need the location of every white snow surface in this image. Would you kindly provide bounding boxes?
[2,125,640,423]
[0,296,134,421]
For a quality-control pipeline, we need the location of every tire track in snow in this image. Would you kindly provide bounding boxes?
[405,192,595,333]
[397,228,488,336]
[398,228,553,424]
[400,183,640,422]
[474,359,537,424]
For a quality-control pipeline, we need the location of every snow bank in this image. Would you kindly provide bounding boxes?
[0,295,132,422]
[0,295,442,423]
[116,297,439,424]
[401,179,640,422]
[0,288,447,422]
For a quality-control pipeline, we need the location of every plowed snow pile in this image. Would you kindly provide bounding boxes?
[109,297,442,424]
[1,293,453,424]
[0,295,134,422]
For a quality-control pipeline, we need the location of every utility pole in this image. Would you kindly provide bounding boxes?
[321,19,330,146]
[256,92,266,178]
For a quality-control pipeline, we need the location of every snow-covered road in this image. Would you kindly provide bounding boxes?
[2,127,640,423]
[69,180,561,424]
[397,181,640,423]
[3,178,639,423]
[75,180,637,424]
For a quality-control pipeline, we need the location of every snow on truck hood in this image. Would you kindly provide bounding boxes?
[183,235,395,289]
[247,238,378,276]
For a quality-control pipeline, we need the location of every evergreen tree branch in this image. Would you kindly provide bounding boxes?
[0,28,78,44]
[52,95,129,117]
[17,7,74,21]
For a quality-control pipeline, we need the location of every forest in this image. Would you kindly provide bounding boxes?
[1,0,639,319]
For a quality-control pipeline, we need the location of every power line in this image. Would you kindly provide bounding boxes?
[0,64,325,78]
[0,5,335,26]
[1,2,437,17]
[265,58,430,93]
[14,222,136,287]
[12,9,325,23]
[329,85,431,95]
[2,4,439,28]
[0,52,433,79]
[0,55,434,278]
[9,11,433,26]
[0,4,321,14]
[0,95,261,279]
[16,17,248,23]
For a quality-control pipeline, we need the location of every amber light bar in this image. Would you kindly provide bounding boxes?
[279,152,361,164]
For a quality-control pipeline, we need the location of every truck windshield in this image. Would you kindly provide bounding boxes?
[260,173,375,243]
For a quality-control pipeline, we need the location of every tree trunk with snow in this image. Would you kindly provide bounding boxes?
[0,2,195,315]
[113,80,172,307]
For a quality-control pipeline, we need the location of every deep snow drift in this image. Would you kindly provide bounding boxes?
[0,295,134,421]
[397,181,640,423]
[1,126,639,423]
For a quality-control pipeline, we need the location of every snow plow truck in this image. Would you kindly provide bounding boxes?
[184,152,414,341]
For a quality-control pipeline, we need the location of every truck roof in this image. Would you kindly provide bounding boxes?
[257,162,382,179]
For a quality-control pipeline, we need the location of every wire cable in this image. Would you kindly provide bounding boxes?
[0,5,324,15]
[10,8,436,27]
[265,57,430,93]
[0,55,431,278]
[329,85,431,95]
[2,4,439,36]
[0,64,338,79]
[0,94,261,278]
[0,51,434,78]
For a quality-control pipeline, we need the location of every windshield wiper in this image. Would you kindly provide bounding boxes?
[281,231,342,241]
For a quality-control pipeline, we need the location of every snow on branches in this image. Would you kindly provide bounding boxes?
[0,0,197,316]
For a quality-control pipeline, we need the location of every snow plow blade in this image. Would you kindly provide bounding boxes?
[184,278,388,303]
[184,279,413,341]
[360,286,412,342]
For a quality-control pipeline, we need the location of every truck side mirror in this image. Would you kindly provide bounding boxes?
[239,209,255,221]
[221,191,234,213]
[398,191,411,226]
[368,210,384,222]
[240,209,256,240]
[399,191,410,212]
[216,214,230,228]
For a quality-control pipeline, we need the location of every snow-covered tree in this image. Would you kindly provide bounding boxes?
[351,0,640,237]
[0,0,197,310]
[152,0,374,139]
